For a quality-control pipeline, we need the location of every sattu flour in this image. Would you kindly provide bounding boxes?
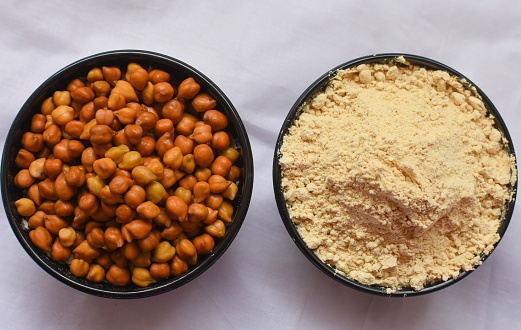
[279,57,517,291]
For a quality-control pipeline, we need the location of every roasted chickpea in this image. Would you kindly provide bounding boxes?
[30,114,46,133]
[14,169,34,188]
[86,264,106,282]
[15,149,35,169]
[106,264,130,286]
[171,255,188,276]
[124,185,146,209]
[21,132,44,153]
[193,234,215,255]
[191,124,213,144]
[193,144,214,168]
[59,227,77,247]
[136,136,156,157]
[161,99,184,124]
[15,198,36,217]
[71,86,95,103]
[51,239,71,262]
[132,267,157,287]
[148,69,170,84]
[155,132,174,158]
[102,66,121,86]
[150,263,170,279]
[191,93,216,112]
[70,259,90,277]
[211,131,230,150]
[138,231,160,252]
[165,196,188,222]
[177,77,200,99]
[175,116,195,136]
[53,91,71,106]
[211,155,232,177]
[205,219,226,238]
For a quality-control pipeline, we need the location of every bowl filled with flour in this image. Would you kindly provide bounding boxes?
[273,54,517,296]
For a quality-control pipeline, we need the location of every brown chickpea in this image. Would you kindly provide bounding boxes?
[43,158,62,179]
[145,181,167,204]
[108,92,126,110]
[220,147,240,164]
[51,239,71,262]
[27,184,41,206]
[145,158,164,180]
[89,124,114,145]
[153,118,174,137]
[124,185,146,209]
[41,96,55,116]
[112,80,139,103]
[95,109,114,125]
[53,91,71,106]
[131,165,157,186]
[122,219,153,241]
[194,167,212,182]
[70,259,90,277]
[153,82,174,103]
[65,165,86,187]
[161,99,184,124]
[132,267,157,287]
[22,132,44,153]
[95,251,114,269]
[150,263,170,279]
[92,158,117,180]
[15,198,36,217]
[102,66,121,86]
[28,211,46,229]
[174,187,192,205]
[58,227,76,247]
[193,144,214,168]
[163,146,183,170]
[211,131,230,150]
[135,136,156,157]
[175,116,195,136]
[180,154,195,173]
[111,249,129,268]
[109,176,134,195]
[188,203,209,223]
[114,107,137,125]
[87,67,103,82]
[67,78,85,93]
[211,155,232,177]
[136,201,161,219]
[29,226,52,252]
[71,86,95,103]
[101,201,118,218]
[152,241,176,263]
[205,193,224,210]
[15,149,35,169]
[106,264,130,286]
[130,68,148,90]
[206,219,226,238]
[222,182,238,201]
[165,196,188,222]
[87,227,105,249]
[135,112,158,132]
[31,114,46,133]
[39,200,56,214]
[64,120,85,139]
[79,102,96,123]
[208,175,231,193]
[177,77,200,99]
[218,201,234,222]
[45,214,68,235]
[118,151,143,170]
[115,204,135,224]
[14,169,34,188]
[86,264,106,282]
[73,240,101,260]
[98,185,123,205]
[171,255,188,276]
[226,165,241,181]
[178,174,197,191]
[192,181,211,203]
[155,132,174,158]
[123,124,142,145]
[78,193,99,216]
[160,168,177,189]
[141,81,154,105]
[203,110,228,131]
[193,234,215,255]
[131,251,152,268]
[93,80,111,97]
[51,105,74,126]
[191,124,213,144]
[38,178,58,201]
[54,200,74,217]
[192,93,216,112]
[105,144,130,164]
[148,69,170,84]
[55,172,77,201]
[175,239,196,260]
[161,222,183,241]
[137,231,160,252]
[81,147,98,172]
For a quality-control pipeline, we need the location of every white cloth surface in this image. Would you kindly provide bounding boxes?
[1,1,520,329]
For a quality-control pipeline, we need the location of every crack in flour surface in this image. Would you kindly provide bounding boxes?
[279,58,517,291]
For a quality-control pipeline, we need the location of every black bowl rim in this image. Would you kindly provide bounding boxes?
[2,49,254,299]
[273,53,518,297]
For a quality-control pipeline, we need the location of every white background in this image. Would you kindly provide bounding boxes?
[1,1,520,329]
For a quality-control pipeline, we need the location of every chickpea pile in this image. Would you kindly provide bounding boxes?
[13,63,242,288]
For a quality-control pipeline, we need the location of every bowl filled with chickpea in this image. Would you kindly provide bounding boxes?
[2,50,253,298]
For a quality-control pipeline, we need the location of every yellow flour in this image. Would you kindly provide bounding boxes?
[279,58,517,291]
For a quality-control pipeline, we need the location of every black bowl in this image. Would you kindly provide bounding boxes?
[2,50,254,299]
[273,53,517,297]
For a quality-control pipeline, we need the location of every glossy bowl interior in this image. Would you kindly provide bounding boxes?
[273,53,517,297]
[2,50,253,299]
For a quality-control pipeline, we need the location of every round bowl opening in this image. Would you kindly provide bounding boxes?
[273,53,517,297]
[2,50,254,298]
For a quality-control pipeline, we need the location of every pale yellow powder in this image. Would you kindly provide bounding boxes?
[279,58,517,291]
